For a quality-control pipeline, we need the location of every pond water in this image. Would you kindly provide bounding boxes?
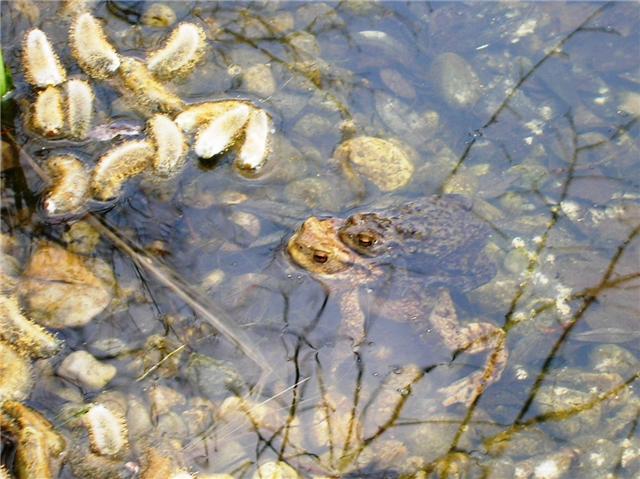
[1,1,639,478]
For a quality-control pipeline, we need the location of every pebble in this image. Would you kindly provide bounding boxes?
[243,64,276,97]
[380,68,416,99]
[141,3,177,28]
[57,350,116,390]
[252,461,299,479]
[431,52,482,108]
[334,136,415,192]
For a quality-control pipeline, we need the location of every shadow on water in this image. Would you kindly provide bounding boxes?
[1,1,639,478]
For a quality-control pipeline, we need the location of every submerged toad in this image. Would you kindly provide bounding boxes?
[287,195,507,406]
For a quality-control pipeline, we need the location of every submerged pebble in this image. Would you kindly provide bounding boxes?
[141,3,177,28]
[20,243,113,328]
[431,52,482,108]
[334,136,415,192]
[242,63,276,97]
[58,350,117,390]
[252,461,300,479]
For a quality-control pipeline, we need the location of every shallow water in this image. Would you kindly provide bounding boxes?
[1,1,639,478]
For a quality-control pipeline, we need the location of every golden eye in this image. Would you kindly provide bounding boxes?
[312,251,328,264]
[357,233,375,247]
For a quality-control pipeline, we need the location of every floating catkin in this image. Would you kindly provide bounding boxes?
[83,404,128,457]
[147,114,187,177]
[175,100,251,133]
[0,342,33,403]
[65,79,94,140]
[237,108,271,171]
[1,401,66,479]
[91,140,155,200]
[32,85,65,137]
[43,155,90,216]
[70,13,121,79]
[118,57,184,115]
[194,103,252,159]
[22,29,67,88]
[147,22,206,79]
[0,293,62,359]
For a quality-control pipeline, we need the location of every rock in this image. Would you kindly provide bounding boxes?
[589,344,639,378]
[141,3,177,28]
[285,31,320,60]
[185,354,246,400]
[57,350,116,390]
[334,136,415,192]
[374,91,438,146]
[252,461,299,479]
[243,64,276,98]
[20,243,113,328]
[63,221,100,255]
[431,52,482,108]
[284,177,347,212]
[292,113,336,139]
[619,91,640,116]
[380,68,416,99]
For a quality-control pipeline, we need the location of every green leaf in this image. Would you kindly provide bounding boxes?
[1,49,14,99]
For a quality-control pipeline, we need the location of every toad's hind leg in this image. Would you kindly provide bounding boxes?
[429,289,507,406]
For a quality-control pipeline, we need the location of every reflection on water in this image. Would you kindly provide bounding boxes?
[1,1,639,478]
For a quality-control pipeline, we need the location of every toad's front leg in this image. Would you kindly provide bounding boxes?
[329,288,367,370]
[429,289,507,406]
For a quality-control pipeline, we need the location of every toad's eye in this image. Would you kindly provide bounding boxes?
[357,233,375,247]
[312,251,329,264]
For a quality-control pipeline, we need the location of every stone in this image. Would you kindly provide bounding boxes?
[57,350,116,390]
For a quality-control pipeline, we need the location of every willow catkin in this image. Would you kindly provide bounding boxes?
[22,29,67,88]
[194,102,251,159]
[91,140,154,200]
[70,12,120,79]
[147,22,206,79]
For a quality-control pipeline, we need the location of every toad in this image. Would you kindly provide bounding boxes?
[287,195,507,406]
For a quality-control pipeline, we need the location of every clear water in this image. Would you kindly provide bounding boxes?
[1,1,639,478]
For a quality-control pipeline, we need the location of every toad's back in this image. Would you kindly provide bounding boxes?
[338,195,496,291]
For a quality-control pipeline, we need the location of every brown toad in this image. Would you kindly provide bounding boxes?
[287,195,507,406]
